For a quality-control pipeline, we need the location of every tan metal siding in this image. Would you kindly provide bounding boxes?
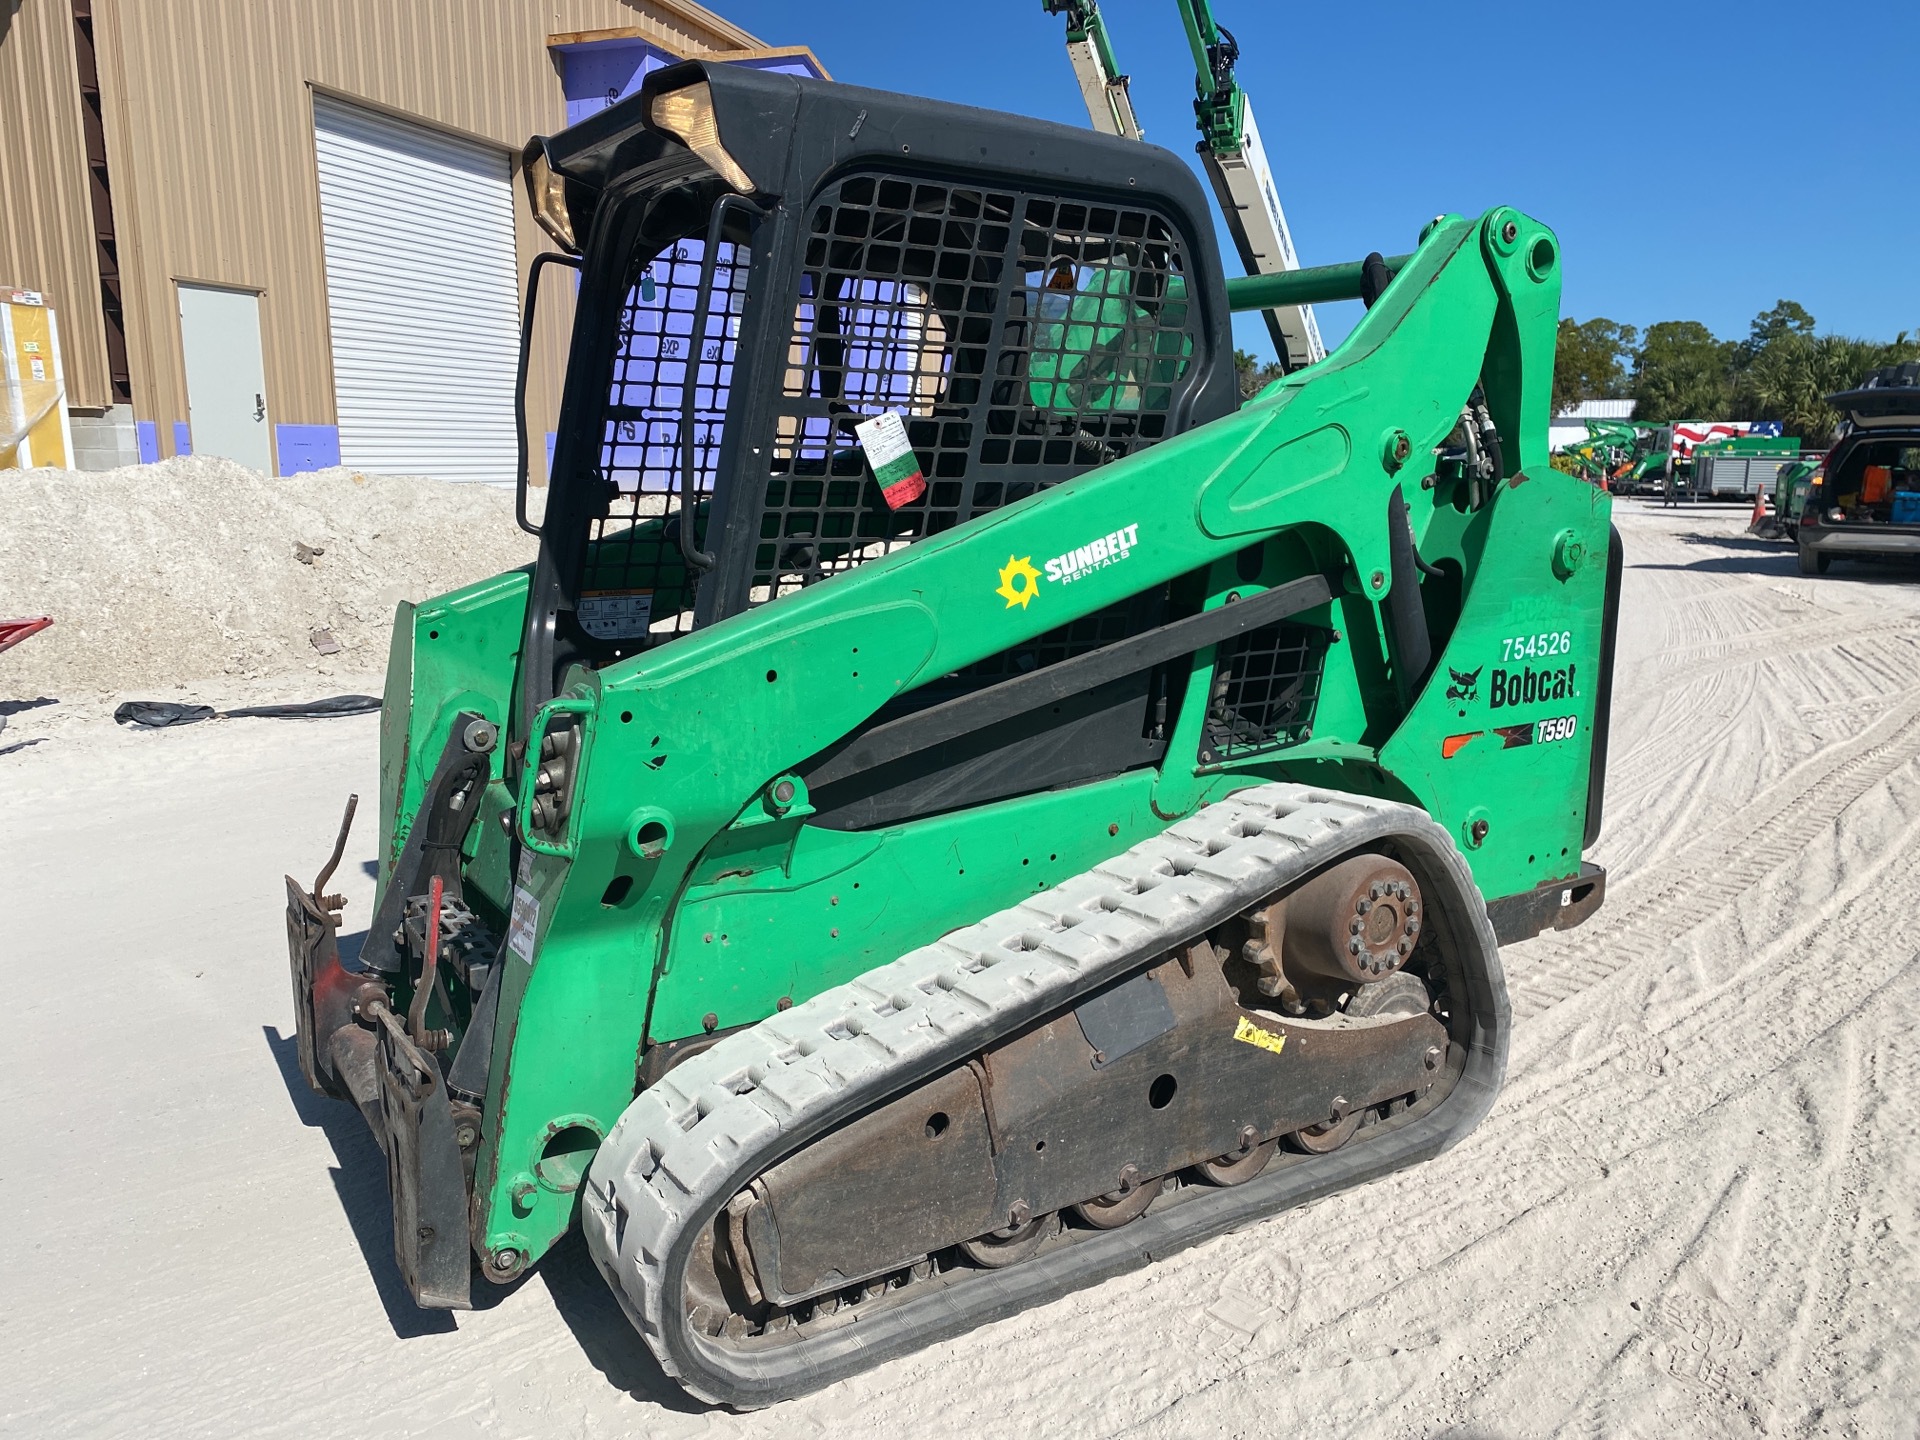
[0,0,112,409]
[89,0,768,468]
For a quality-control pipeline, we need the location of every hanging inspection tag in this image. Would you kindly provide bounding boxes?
[854,411,926,510]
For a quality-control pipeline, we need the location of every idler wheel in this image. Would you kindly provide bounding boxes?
[1345,971,1432,1019]
[1193,1128,1279,1187]
[1281,854,1423,987]
[1287,1096,1362,1154]
[1071,1166,1162,1229]
[959,1210,1055,1268]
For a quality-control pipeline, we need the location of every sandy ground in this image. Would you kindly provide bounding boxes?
[3,503,1917,1438]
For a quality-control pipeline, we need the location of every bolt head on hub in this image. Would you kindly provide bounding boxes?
[1277,853,1424,988]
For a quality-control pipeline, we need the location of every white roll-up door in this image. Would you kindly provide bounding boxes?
[313,95,521,484]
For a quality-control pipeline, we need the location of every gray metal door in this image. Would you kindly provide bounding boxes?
[177,283,272,472]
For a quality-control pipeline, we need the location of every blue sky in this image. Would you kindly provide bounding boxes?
[717,0,1920,360]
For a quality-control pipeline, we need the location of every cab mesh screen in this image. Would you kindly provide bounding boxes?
[581,236,750,644]
[754,175,1200,602]
[1198,620,1330,763]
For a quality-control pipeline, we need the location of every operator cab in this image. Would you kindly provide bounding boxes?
[512,62,1236,722]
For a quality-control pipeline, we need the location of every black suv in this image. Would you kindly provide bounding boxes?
[1798,362,1920,575]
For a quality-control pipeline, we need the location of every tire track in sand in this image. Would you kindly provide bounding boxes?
[1507,689,1920,1019]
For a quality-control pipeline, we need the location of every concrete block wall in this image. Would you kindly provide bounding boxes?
[67,406,140,471]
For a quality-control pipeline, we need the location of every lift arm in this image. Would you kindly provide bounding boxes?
[1177,0,1323,369]
[1039,1,1144,141]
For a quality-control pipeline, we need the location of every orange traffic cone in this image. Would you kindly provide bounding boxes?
[1749,492,1771,528]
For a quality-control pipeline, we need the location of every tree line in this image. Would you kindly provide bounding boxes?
[1235,301,1917,444]
[1554,302,1920,442]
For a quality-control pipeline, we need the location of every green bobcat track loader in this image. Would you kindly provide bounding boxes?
[284,61,1620,1407]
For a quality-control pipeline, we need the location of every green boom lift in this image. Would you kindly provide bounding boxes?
[284,61,1619,1407]
[1554,419,1646,485]
[1044,0,1325,369]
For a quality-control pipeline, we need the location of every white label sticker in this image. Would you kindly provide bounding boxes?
[854,410,914,470]
[578,589,654,640]
[507,848,540,962]
[29,357,45,382]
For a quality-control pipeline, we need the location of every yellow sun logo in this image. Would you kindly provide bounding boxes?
[996,555,1041,609]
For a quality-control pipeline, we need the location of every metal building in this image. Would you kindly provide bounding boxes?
[0,0,823,478]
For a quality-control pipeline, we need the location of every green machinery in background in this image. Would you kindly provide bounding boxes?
[1687,433,1803,502]
[1555,419,1649,486]
[1750,455,1821,539]
[1618,435,1673,491]
[284,61,1619,1406]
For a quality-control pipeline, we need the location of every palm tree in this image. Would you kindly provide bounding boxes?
[1745,333,1920,444]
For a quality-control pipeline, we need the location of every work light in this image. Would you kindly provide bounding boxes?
[650,81,755,194]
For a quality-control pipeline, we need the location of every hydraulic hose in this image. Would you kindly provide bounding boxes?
[1384,484,1434,707]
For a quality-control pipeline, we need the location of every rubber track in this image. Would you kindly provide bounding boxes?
[581,783,1510,1407]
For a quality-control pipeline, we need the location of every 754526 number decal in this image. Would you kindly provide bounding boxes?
[1502,630,1572,662]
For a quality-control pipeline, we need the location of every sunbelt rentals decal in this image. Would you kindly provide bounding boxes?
[996,522,1141,610]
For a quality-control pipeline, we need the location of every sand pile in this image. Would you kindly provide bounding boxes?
[0,456,537,697]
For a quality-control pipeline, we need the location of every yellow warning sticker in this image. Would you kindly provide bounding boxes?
[1233,1015,1287,1055]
